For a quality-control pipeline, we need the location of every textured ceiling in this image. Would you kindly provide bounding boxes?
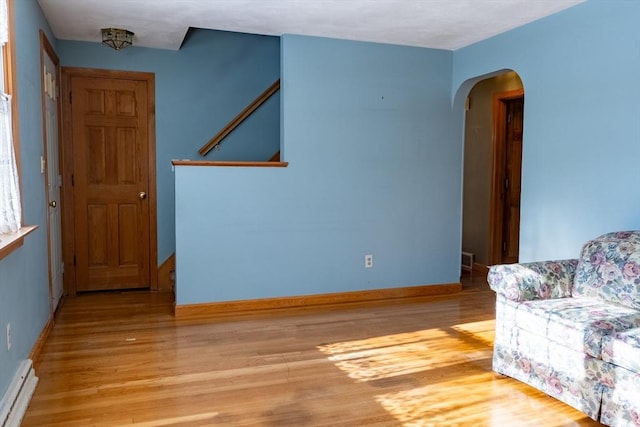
[38,0,585,51]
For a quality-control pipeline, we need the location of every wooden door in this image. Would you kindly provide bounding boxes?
[70,75,151,291]
[489,90,524,265]
[501,97,524,264]
[41,34,64,310]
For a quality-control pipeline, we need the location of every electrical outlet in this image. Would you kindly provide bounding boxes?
[365,254,373,268]
[6,323,11,351]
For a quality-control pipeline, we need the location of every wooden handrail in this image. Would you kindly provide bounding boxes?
[172,160,288,167]
[198,79,281,156]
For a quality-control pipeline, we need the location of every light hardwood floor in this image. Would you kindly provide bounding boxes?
[23,275,603,426]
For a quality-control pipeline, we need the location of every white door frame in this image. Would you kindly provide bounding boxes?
[40,31,64,314]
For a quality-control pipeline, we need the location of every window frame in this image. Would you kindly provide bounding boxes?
[0,0,37,261]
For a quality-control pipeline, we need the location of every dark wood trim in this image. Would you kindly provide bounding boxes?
[61,67,156,82]
[172,160,288,167]
[60,69,75,295]
[472,262,490,275]
[60,67,158,294]
[39,30,59,64]
[489,88,524,265]
[29,315,54,366]
[198,79,280,156]
[268,150,281,162]
[0,225,37,261]
[174,283,462,317]
[147,74,158,290]
[158,252,175,292]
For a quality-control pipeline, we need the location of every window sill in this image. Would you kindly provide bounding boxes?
[0,225,38,261]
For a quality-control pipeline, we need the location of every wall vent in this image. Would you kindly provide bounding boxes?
[461,251,474,272]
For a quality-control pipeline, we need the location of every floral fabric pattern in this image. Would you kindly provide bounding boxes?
[493,341,606,420]
[497,296,640,358]
[490,231,640,427]
[601,366,640,427]
[573,231,640,310]
[602,328,640,373]
[488,259,579,302]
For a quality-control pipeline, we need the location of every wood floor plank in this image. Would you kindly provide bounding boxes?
[22,276,603,426]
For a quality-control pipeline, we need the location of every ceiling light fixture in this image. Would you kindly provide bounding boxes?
[101,28,134,51]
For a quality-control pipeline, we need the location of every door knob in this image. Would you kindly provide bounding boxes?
[139,191,147,200]
[49,200,57,208]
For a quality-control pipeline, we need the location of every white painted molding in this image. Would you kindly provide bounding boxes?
[0,359,39,427]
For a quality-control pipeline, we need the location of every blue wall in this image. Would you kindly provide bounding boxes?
[57,29,281,263]
[175,35,459,304]
[453,0,640,261]
[5,0,639,404]
[0,0,54,400]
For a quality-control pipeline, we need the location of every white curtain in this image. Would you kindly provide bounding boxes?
[0,0,6,45]
[0,0,20,233]
[0,94,20,233]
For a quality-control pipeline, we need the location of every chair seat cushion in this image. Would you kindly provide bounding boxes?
[602,327,640,372]
[500,296,640,358]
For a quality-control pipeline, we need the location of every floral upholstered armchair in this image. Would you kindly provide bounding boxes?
[488,231,640,426]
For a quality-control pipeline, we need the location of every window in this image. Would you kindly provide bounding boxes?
[0,0,31,260]
[0,0,20,235]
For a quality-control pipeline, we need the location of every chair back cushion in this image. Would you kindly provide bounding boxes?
[572,231,640,310]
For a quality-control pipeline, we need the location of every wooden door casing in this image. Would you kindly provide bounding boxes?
[489,89,524,266]
[61,68,157,293]
[501,98,524,264]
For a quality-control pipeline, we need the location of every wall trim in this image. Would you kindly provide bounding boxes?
[472,262,490,276]
[28,316,54,366]
[158,253,175,292]
[171,160,288,168]
[0,360,38,427]
[174,282,462,317]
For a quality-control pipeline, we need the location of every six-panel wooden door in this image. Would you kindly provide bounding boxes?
[70,75,151,291]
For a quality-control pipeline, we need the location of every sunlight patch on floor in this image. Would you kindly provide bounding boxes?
[317,320,504,425]
[450,319,496,347]
[375,378,492,426]
[318,329,482,383]
[130,411,220,426]
[317,320,496,383]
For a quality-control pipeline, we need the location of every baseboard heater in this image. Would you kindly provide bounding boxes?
[0,359,38,427]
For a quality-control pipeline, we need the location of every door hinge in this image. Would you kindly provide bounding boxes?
[71,174,75,186]
[73,255,76,266]
[503,241,507,252]
[505,177,509,189]
[69,91,72,103]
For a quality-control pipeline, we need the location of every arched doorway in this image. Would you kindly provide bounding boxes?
[461,71,524,273]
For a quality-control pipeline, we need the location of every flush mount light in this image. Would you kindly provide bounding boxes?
[101,28,134,51]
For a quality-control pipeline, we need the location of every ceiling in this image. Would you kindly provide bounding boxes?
[38,0,585,51]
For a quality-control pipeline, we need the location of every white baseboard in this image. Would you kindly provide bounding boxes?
[0,359,39,427]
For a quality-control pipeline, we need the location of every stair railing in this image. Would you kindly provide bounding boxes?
[198,79,280,157]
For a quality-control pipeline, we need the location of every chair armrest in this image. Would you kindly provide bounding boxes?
[488,259,579,302]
